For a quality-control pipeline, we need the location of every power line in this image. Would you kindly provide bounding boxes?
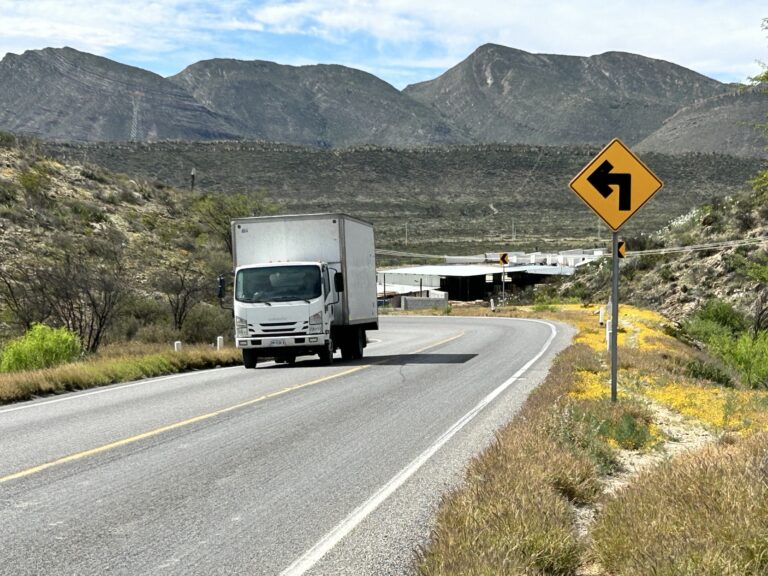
[375,235,768,262]
[623,236,768,257]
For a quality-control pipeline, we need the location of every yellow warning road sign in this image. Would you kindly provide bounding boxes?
[617,241,626,258]
[569,138,663,231]
[499,252,509,265]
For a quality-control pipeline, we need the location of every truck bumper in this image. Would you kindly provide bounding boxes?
[236,334,328,351]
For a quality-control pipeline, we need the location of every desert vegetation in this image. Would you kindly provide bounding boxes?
[0,134,275,388]
[43,140,762,257]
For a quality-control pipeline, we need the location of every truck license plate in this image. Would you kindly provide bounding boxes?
[267,338,286,347]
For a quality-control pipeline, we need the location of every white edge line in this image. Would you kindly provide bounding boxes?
[0,365,245,415]
[279,318,558,576]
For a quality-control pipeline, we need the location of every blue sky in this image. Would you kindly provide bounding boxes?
[0,1,765,88]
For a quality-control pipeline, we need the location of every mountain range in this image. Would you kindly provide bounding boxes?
[0,45,765,156]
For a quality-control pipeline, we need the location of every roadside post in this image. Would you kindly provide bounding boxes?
[499,252,509,303]
[569,139,663,401]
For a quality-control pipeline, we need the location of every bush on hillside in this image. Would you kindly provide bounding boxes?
[181,304,232,344]
[718,332,768,389]
[0,177,19,205]
[0,324,81,372]
[684,299,747,340]
[0,130,16,148]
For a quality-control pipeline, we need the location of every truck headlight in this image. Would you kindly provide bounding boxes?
[309,311,323,334]
[235,316,249,338]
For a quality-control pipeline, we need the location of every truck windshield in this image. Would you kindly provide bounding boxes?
[236,265,322,303]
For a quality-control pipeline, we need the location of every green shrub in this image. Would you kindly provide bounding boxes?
[548,401,619,475]
[0,178,18,205]
[718,332,768,389]
[0,324,81,372]
[597,405,655,451]
[692,299,747,335]
[0,130,16,148]
[683,317,733,346]
[685,357,734,387]
[181,304,232,344]
[18,167,50,196]
[80,167,110,184]
[67,199,108,224]
[135,322,180,344]
[562,280,591,303]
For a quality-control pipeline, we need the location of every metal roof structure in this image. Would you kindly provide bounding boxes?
[379,265,502,277]
[378,264,575,277]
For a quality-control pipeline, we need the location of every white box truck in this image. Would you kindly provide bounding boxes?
[228,213,378,368]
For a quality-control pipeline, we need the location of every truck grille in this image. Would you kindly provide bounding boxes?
[247,321,310,336]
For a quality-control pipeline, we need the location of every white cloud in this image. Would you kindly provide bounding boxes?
[245,0,767,82]
[0,0,764,85]
[0,1,252,56]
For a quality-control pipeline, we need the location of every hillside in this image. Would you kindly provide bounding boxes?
[45,140,763,255]
[3,130,767,343]
[559,170,768,322]
[635,84,768,158]
[0,136,238,347]
[403,44,729,147]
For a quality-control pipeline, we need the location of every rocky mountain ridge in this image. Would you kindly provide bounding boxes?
[0,47,237,142]
[169,59,469,148]
[1,45,765,156]
[403,44,729,147]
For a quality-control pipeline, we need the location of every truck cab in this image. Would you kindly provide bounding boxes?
[234,262,340,367]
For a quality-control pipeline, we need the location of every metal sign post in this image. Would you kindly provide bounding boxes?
[569,138,663,402]
[610,233,619,402]
[502,263,506,301]
[499,252,509,303]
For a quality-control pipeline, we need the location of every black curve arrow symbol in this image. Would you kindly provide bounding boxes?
[587,160,632,211]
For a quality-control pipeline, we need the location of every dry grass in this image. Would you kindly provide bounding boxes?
[414,302,768,575]
[417,345,596,575]
[0,345,243,404]
[592,433,768,576]
[416,340,664,575]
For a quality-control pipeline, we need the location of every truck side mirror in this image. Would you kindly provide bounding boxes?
[334,272,344,293]
[217,275,226,300]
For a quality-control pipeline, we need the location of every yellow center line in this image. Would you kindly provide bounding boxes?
[0,331,464,485]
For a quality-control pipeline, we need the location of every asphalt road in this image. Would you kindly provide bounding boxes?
[0,315,573,575]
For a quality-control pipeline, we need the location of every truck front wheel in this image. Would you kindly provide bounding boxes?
[319,338,334,366]
[242,348,258,369]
